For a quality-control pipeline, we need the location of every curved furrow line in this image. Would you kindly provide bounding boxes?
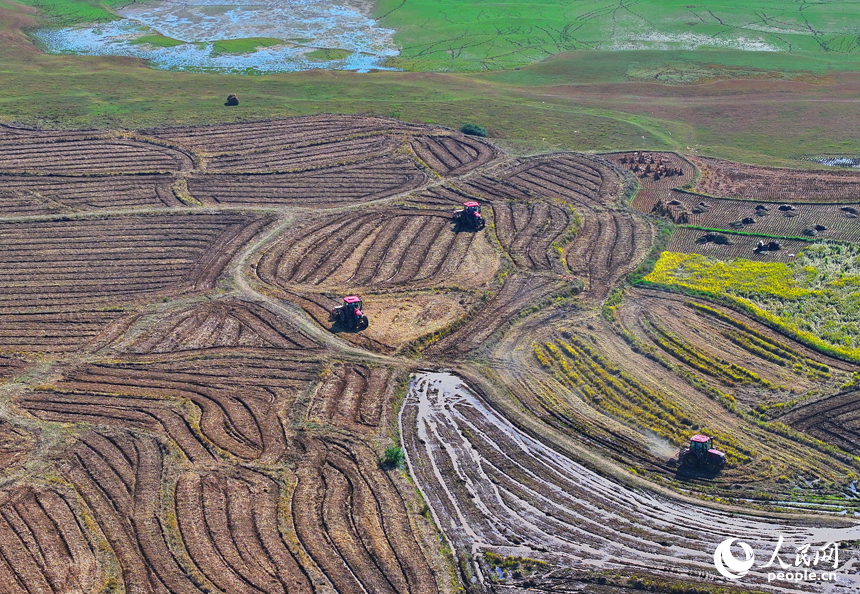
[175,473,271,594]
[57,372,261,460]
[403,373,860,591]
[350,216,411,286]
[374,216,429,284]
[326,448,408,593]
[296,217,380,285]
[201,475,284,593]
[206,135,401,172]
[411,218,462,282]
[428,274,566,357]
[231,473,315,594]
[18,389,215,463]
[0,509,54,594]
[129,436,208,594]
[320,461,401,594]
[145,116,426,153]
[410,136,456,172]
[386,217,445,283]
[62,449,152,594]
[330,438,439,594]
[257,216,359,285]
[292,437,368,594]
[186,156,428,208]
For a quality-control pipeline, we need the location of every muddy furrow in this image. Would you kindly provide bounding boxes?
[402,372,860,592]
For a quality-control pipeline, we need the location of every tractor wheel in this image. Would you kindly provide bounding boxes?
[348,316,357,329]
[358,315,368,329]
[683,452,699,468]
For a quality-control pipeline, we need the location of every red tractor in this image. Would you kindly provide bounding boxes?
[679,434,726,470]
[452,201,485,230]
[330,295,368,330]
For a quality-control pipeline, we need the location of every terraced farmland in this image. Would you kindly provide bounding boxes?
[0,115,857,594]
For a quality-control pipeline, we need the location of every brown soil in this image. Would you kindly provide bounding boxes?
[0,115,858,594]
[689,156,860,202]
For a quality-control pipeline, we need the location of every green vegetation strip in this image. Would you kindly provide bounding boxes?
[681,225,817,242]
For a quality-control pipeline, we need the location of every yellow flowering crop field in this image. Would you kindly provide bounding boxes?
[645,243,860,360]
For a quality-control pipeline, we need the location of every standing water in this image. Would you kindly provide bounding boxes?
[32,0,400,73]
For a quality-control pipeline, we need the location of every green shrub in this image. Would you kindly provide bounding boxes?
[460,123,488,137]
[380,445,404,469]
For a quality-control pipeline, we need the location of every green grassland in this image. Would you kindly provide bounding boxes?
[210,38,285,56]
[129,33,184,48]
[376,0,860,71]
[644,244,860,362]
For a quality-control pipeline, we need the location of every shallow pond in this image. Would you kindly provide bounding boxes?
[33,0,399,73]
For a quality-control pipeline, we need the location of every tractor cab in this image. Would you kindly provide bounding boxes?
[681,434,726,470]
[690,434,713,453]
[343,295,363,313]
[330,295,369,330]
[464,201,481,216]
[453,201,485,230]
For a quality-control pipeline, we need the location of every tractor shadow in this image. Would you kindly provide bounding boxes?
[450,222,484,234]
[328,321,367,334]
[670,459,724,480]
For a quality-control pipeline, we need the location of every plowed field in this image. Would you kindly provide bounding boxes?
[689,156,860,202]
[0,115,858,594]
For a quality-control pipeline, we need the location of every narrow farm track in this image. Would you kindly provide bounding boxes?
[0,115,858,594]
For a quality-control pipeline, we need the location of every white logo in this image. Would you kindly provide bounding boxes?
[714,538,756,580]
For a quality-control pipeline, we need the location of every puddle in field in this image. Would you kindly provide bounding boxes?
[808,156,860,168]
[32,0,399,73]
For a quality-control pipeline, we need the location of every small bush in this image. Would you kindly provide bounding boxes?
[380,445,404,469]
[460,123,488,137]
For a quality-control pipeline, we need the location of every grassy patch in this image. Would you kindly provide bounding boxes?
[304,48,352,61]
[15,0,128,26]
[210,38,284,56]
[130,34,184,48]
[645,244,860,360]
